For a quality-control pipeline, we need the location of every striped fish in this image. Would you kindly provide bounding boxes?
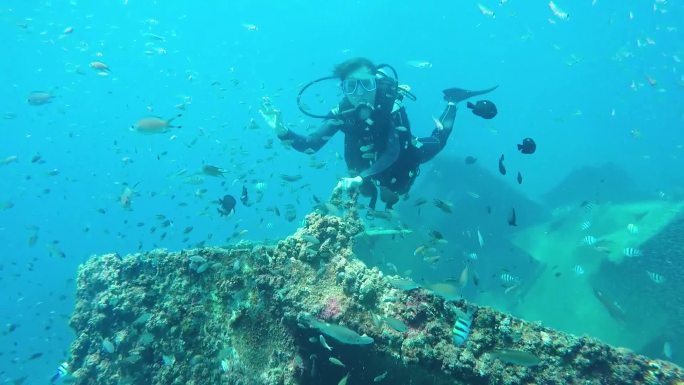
[581,200,597,212]
[580,221,592,231]
[581,235,597,246]
[573,265,585,276]
[623,247,643,257]
[627,223,639,234]
[647,271,665,284]
[500,273,520,285]
[452,312,473,346]
[51,361,69,383]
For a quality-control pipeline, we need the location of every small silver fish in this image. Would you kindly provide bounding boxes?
[328,357,345,367]
[373,371,388,382]
[663,341,673,359]
[477,228,484,248]
[319,335,332,351]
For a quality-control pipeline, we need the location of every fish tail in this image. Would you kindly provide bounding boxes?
[466,101,475,109]
[517,144,522,150]
[167,113,183,124]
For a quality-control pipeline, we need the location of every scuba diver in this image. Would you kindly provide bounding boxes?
[259,57,496,210]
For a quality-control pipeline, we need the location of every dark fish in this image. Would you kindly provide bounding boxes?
[498,154,506,175]
[442,85,498,103]
[508,208,517,226]
[464,156,478,165]
[183,226,193,234]
[467,100,497,119]
[240,185,249,205]
[202,165,226,177]
[280,174,303,182]
[28,352,43,360]
[472,272,480,286]
[517,138,536,154]
[433,199,453,213]
[414,197,428,206]
[593,288,627,322]
[516,172,522,184]
[217,194,236,216]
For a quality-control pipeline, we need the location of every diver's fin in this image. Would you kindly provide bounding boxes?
[443,85,498,103]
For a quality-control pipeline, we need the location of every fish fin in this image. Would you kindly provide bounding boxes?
[167,113,183,124]
[517,144,522,150]
[466,101,475,109]
[443,85,498,103]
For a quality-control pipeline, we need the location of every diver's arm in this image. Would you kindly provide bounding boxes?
[278,119,343,153]
[259,97,341,153]
[417,102,458,163]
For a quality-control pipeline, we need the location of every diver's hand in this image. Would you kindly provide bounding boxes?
[335,176,363,191]
[259,97,288,137]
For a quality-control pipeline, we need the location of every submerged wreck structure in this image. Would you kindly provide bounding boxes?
[65,192,683,385]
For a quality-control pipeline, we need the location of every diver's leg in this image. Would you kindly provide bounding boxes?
[418,102,458,163]
[368,187,378,210]
[438,101,458,131]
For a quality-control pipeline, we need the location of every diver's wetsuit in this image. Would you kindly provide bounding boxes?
[279,99,458,210]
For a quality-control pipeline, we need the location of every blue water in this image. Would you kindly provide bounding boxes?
[1,0,682,382]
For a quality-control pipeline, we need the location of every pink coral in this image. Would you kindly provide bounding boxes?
[319,297,342,321]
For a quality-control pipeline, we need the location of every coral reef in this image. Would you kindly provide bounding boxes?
[65,194,684,385]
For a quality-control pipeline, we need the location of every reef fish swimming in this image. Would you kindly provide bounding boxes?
[517,138,536,154]
[217,194,236,216]
[27,91,55,105]
[131,114,182,134]
[467,100,497,119]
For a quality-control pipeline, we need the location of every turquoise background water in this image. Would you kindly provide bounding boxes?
[1,0,682,382]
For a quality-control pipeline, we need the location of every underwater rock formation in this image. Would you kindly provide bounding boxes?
[65,193,683,385]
